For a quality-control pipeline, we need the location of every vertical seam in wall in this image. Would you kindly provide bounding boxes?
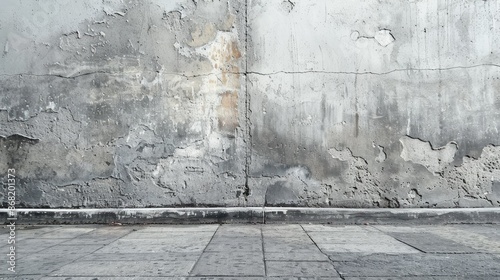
[244,0,252,203]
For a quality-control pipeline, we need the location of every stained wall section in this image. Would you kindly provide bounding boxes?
[247,0,500,208]
[0,0,249,207]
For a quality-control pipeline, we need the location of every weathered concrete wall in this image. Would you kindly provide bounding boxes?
[1,0,500,208]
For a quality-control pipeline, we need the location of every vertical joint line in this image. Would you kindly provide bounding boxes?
[188,224,220,275]
[243,0,251,201]
[260,226,267,276]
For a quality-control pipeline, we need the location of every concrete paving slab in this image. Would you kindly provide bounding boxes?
[264,236,317,246]
[1,238,69,255]
[344,277,500,280]
[59,236,122,245]
[308,231,400,244]
[40,278,184,280]
[327,252,382,262]
[50,260,196,277]
[141,225,219,232]
[41,276,340,280]
[262,230,312,239]
[80,252,200,262]
[54,228,134,245]
[266,261,339,277]
[318,242,421,254]
[36,228,97,239]
[209,236,262,243]
[217,225,262,235]
[262,225,304,231]
[452,224,500,239]
[100,243,203,254]
[265,251,330,261]
[389,232,478,253]
[190,252,265,276]
[0,252,86,276]
[75,227,134,237]
[39,278,320,280]
[122,231,214,241]
[371,225,432,233]
[430,228,500,253]
[96,240,207,254]
[302,225,378,232]
[15,226,61,240]
[334,253,500,277]
[264,242,323,253]
[373,224,500,253]
[205,237,263,252]
[214,231,262,238]
[39,278,269,280]
[36,244,104,256]
[3,224,500,278]
[114,237,212,245]
[0,276,42,280]
[0,234,8,243]
[120,232,213,244]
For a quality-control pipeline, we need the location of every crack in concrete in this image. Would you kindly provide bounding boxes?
[2,63,499,80]
[0,71,109,79]
[245,63,500,76]
[0,133,40,142]
[242,0,251,202]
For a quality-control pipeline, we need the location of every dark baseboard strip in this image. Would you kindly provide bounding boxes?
[1,207,499,225]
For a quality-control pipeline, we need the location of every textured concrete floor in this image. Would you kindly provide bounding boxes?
[1,224,500,279]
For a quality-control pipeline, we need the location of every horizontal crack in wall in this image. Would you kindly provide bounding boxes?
[1,63,499,80]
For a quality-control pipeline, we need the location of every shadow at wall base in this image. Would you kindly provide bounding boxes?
[1,207,499,225]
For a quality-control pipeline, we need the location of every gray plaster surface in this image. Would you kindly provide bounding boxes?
[1,0,500,210]
[1,224,499,278]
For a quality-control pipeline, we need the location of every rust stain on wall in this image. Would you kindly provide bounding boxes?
[217,91,239,136]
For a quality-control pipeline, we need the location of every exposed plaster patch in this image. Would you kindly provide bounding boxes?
[174,42,194,58]
[217,91,239,135]
[374,144,387,163]
[444,145,500,205]
[328,147,367,164]
[374,29,395,47]
[3,40,9,54]
[188,23,217,47]
[103,8,126,17]
[63,30,82,39]
[351,29,395,47]
[280,0,295,13]
[163,11,183,31]
[400,136,457,174]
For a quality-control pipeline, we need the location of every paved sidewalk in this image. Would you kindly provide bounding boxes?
[1,224,499,279]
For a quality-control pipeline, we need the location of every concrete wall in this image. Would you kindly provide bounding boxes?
[1,0,499,208]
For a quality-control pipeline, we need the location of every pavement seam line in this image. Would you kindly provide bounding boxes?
[187,223,220,276]
[300,224,345,279]
[261,225,267,276]
[43,226,135,277]
[15,226,62,260]
[369,225,427,254]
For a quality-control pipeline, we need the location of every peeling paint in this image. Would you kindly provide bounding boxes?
[400,136,458,174]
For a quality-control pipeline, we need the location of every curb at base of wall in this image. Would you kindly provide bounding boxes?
[1,207,499,225]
